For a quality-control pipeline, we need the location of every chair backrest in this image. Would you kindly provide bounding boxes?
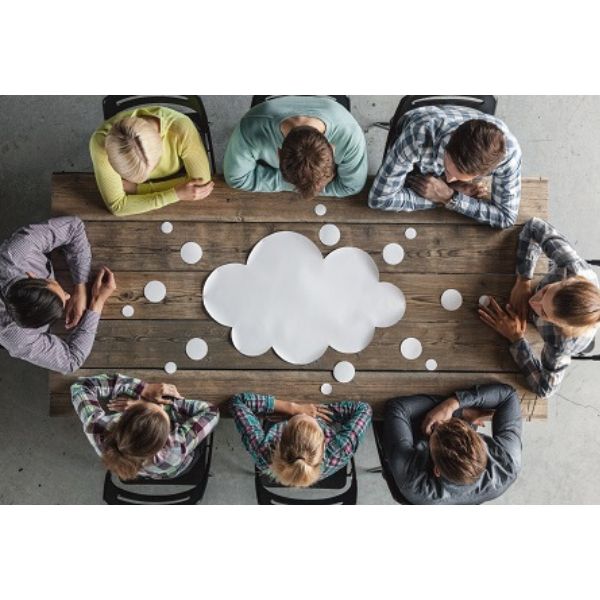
[102,433,214,505]
[101,95,217,175]
[250,95,351,112]
[384,94,498,156]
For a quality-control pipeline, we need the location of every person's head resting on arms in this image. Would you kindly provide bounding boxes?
[103,400,170,480]
[429,418,488,485]
[270,413,326,487]
[279,125,335,200]
[443,120,506,183]
[105,116,163,184]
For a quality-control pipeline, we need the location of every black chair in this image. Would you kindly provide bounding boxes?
[250,95,351,112]
[102,433,214,505]
[102,95,217,175]
[371,420,412,505]
[378,95,497,156]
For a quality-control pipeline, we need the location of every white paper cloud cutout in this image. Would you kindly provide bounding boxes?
[203,231,406,365]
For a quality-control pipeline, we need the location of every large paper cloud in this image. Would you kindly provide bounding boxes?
[203,231,405,365]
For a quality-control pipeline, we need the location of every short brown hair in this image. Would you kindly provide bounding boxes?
[430,418,488,485]
[553,276,600,330]
[445,119,506,176]
[280,126,334,199]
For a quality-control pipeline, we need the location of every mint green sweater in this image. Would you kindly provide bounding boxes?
[223,96,367,196]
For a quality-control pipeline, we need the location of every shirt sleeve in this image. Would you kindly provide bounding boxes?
[322,129,368,197]
[169,398,220,458]
[89,132,180,216]
[229,392,276,471]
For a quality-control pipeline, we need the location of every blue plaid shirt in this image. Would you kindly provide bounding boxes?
[368,106,522,228]
[510,218,599,398]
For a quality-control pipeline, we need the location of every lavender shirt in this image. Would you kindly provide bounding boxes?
[0,217,100,373]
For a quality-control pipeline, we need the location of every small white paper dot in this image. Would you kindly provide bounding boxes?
[400,337,423,360]
[382,243,405,266]
[479,295,491,307]
[320,383,333,396]
[319,224,341,247]
[144,280,167,303]
[333,361,355,383]
[314,203,327,216]
[425,359,438,371]
[161,221,173,234]
[180,241,203,265]
[164,361,177,375]
[441,289,463,311]
[186,338,208,361]
[405,227,417,240]
[121,305,134,318]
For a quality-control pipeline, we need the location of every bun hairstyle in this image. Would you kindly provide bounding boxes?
[105,116,163,183]
[102,403,170,481]
[5,278,63,328]
[270,417,325,488]
[430,418,488,485]
[553,276,600,332]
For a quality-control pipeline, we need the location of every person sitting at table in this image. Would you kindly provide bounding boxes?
[479,217,600,398]
[90,106,214,216]
[70,373,220,480]
[0,217,116,374]
[383,383,522,505]
[223,96,368,199]
[230,392,372,487]
[368,105,522,228]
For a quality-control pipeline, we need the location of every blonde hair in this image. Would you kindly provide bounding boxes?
[105,116,162,183]
[270,416,325,487]
[553,276,600,336]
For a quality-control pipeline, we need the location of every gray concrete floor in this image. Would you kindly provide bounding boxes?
[0,95,598,504]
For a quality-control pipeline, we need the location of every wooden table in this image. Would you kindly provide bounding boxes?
[49,174,549,419]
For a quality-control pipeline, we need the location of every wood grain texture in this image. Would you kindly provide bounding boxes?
[51,173,549,224]
[50,370,545,420]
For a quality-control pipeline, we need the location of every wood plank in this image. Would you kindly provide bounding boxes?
[50,370,545,420]
[53,319,543,372]
[51,173,549,224]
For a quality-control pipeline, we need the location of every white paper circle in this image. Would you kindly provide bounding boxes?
[321,383,333,396]
[144,280,167,303]
[186,338,208,361]
[314,204,327,216]
[164,361,177,375]
[425,358,438,371]
[121,305,134,318]
[382,243,405,266]
[479,294,491,307]
[180,241,203,265]
[405,227,417,240]
[441,289,463,311]
[400,337,423,360]
[161,221,173,234]
[319,224,341,247]
[333,361,355,383]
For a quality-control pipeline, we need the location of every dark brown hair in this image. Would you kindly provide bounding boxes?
[430,418,488,485]
[445,120,506,176]
[5,278,63,328]
[553,276,600,330]
[103,403,170,481]
[280,126,334,199]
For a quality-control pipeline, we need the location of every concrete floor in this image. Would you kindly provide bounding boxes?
[0,95,598,504]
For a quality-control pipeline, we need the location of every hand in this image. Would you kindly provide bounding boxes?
[422,396,459,436]
[89,266,117,313]
[122,179,137,194]
[509,276,533,321]
[176,179,215,202]
[291,402,334,423]
[141,382,181,404]
[462,407,495,427]
[65,283,87,329]
[448,179,489,199]
[107,396,141,412]
[407,174,454,204]
[479,297,527,343]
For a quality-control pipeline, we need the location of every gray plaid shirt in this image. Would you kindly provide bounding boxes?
[510,218,599,397]
[368,105,522,228]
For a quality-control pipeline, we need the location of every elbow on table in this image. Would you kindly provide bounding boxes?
[493,211,518,230]
[224,171,254,192]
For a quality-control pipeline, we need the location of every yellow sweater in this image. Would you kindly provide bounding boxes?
[89,106,211,216]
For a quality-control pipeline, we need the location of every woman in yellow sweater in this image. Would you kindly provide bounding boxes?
[90,106,214,216]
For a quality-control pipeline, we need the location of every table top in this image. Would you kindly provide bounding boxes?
[50,174,549,419]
